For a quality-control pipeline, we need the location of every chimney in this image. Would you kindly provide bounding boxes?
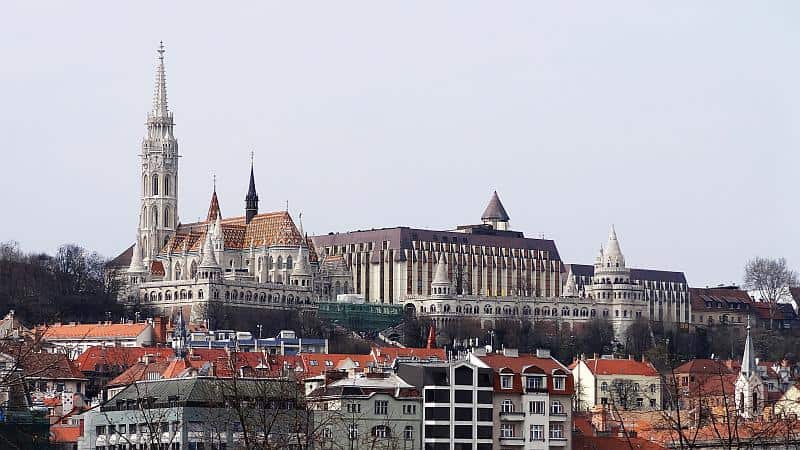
[152,316,167,345]
[535,348,551,358]
[503,348,519,357]
[593,353,599,360]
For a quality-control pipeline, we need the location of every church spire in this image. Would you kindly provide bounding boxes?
[245,154,259,224]
[152,41,169,118]
[741,316,757,377]
[207,180,221,222]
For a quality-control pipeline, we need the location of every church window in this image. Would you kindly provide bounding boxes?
[286,256,293,269]
[190,261,198,279]
[152,175,159,196]
[198,290,204,299]
[174,263,182,280]
[187,291,192,299]
[267,256,273,270]
[277,256,283,270]
[164,175,171,196]
[163,207,170,228]
[225,291,230,300]
[485,305,492,314]
[143,174,149,196]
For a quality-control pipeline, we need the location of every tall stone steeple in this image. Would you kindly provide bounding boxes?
[137,42,179,263]
[245,156,259,224]
[735,317,764,419]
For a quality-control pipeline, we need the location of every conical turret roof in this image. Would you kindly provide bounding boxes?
[481,191,510,221]
[199,229,219,269]
[292,246,312,277]
[128,240,146,273]
[207,189,221,222]
[432,254,449,285]
[562,267,579,297]
[605,225,623,258]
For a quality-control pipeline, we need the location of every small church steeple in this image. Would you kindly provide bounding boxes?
[245,154,259,224]
[735,316,765,419]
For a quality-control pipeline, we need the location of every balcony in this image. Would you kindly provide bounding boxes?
[500,411,525,421]
[499,436,525,446]
[549,437,568,446]
[549,411,568,421]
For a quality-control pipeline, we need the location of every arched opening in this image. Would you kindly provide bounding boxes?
[164,175,171,196]
[152,174,159,196]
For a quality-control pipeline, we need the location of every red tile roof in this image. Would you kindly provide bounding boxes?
[674,359,731,376]
[20,353,86,380]
[42,323,150,340]
[150,260,165,276]
[578,358,660,377]
[50,425,82,443]
[573,435,667,450]
[300,353,375,378]
[73,346,173,372]
[161,211,318,261]
[371,347,445,366]
[477,354,574,395]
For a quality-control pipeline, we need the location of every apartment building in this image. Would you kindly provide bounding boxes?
[571,355,662,412]
[470,348,574,449]
[397,360,495,450]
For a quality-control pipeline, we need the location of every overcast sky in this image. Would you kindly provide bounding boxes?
[2,2,798,287]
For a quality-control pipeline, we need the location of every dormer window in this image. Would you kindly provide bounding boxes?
[501,375,513,389]
[553,376,565,390]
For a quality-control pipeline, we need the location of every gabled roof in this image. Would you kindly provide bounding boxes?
[370,347,446,366]
[42,323,150,340]
[577,358,660,377]
[564,263,687,284]
[106,244,134,269]
[74,346,171,372]
[20,353,86,380]
[300,353,375,378]
[673,359,731,376]
[161,211,318,262]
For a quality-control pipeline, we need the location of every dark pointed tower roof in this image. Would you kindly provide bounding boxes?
[481,191,510,221]
[207,189,221,222]
[245,159,259,224]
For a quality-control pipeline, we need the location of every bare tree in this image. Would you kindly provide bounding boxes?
[744,257,799,330]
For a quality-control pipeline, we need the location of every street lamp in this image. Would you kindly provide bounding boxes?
[256,324,263,339]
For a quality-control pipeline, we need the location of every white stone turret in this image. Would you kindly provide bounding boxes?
[735,317,764,419]
[198,228,221,281]
[562,267,579,298]
[291,246,313,287]
[137,42,179,264]
[601,226,625,268]
[431,254,450,297]
[127,240,147,284]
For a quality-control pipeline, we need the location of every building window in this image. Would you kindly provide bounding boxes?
[636,398,644,408]
[346,403,360,414]
[529,401,545,414]
[650,384,657,393]
[527,375,544,390]
[403,404,417,415]
[650,399,657,408]
[500,423,514,438]
[374,400,388,415]
[530,424,544,441]
[348,424,359,440]
[404,426,413,440]
[553,376,565,390]
[549,422,564,439]
[501,374,513,389]
[322,428,332,439]
[550,401,564,415]
[601,382,608,392]
[372,425,390,438]
[501,399,514,413]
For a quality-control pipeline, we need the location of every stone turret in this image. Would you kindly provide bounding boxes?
[481,191,510,231]
[127,240,147,284]
[562,267,579,298]
[431,254,450,297]
[291,246,313,288]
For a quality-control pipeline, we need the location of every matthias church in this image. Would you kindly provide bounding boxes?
[110,44,690,337]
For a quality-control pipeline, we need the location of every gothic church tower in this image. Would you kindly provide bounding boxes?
[137,42,179,263]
